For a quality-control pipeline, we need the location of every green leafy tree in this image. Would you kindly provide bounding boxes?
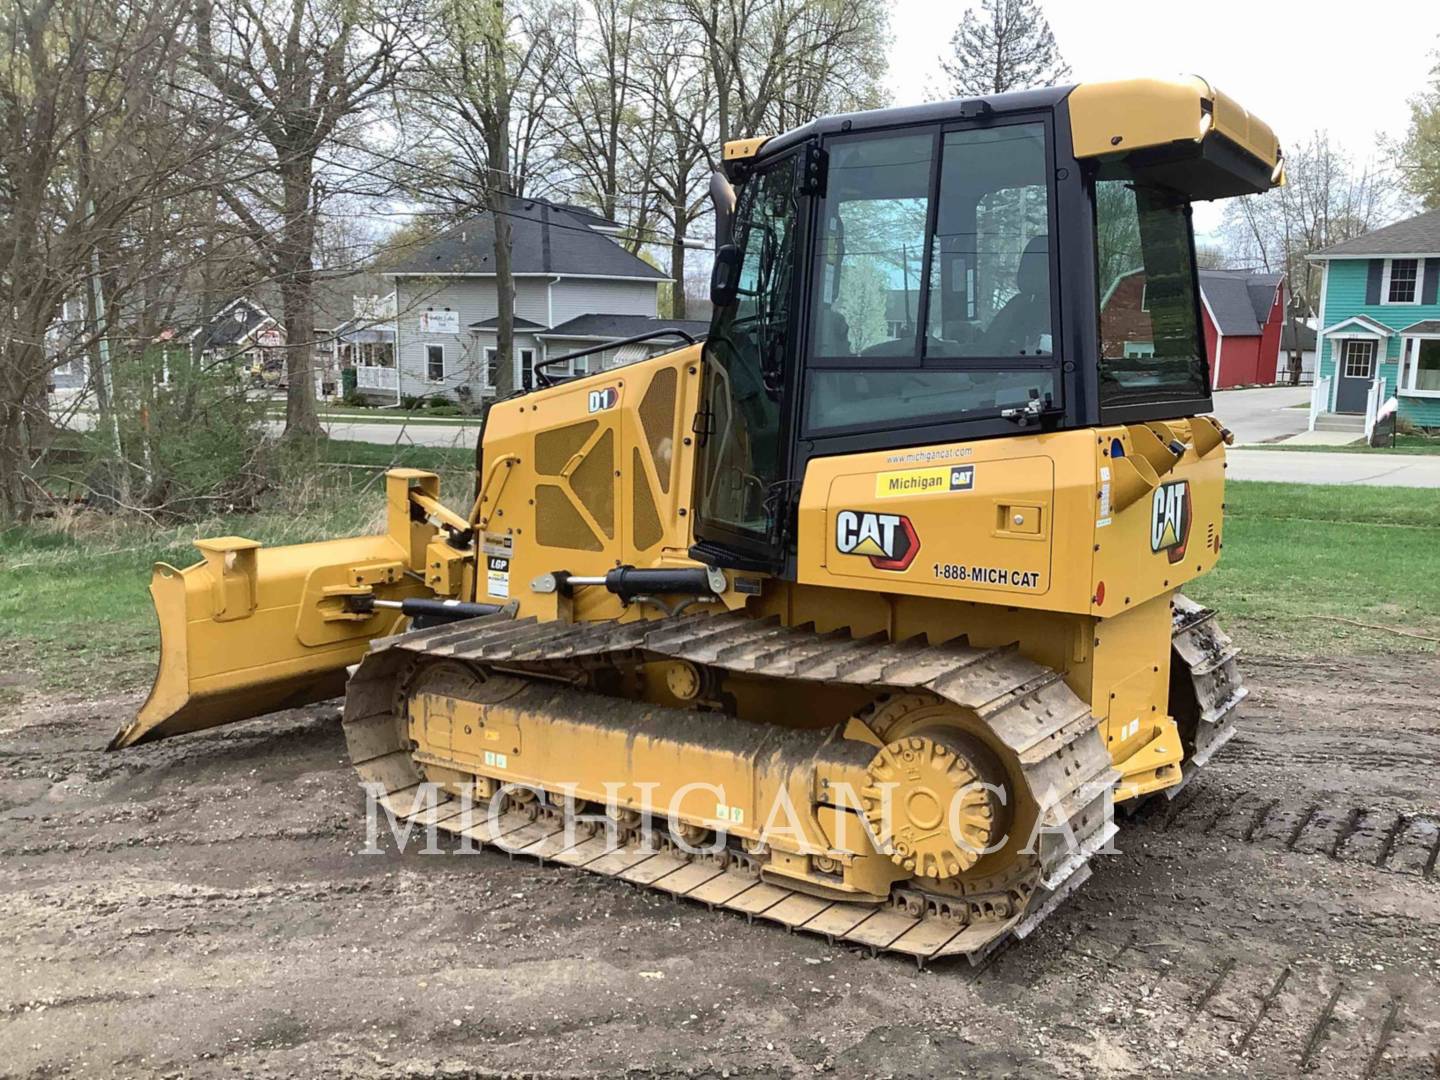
[1397,48,1440,209]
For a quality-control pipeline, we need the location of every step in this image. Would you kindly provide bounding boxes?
[1314,415,1366,431]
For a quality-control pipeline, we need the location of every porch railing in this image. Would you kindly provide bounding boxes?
[1362,377,1385,444]
[1308,374,1331,431]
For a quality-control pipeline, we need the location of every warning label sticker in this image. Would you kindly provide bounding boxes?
[486,555,510,599]
[874,464,975,499]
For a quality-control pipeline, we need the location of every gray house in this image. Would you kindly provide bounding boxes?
[383,198,707,402]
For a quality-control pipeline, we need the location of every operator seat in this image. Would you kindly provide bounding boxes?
[816,304,852,355]
[981,235,1050,354]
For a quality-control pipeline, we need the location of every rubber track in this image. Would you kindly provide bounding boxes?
[1168,595,1248,797]
[342,610,1124,965]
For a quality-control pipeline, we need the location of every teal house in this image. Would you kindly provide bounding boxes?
[1308,208,1440,430]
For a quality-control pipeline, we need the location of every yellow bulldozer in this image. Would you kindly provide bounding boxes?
[112,76,1271,966]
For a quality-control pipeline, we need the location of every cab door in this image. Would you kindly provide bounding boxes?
[693,151,805,567]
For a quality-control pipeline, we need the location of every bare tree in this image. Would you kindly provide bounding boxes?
[672,0,889,143]
[190,0,416,438]
[396,0,561,396]
[633,19,714,317]
[0,0,225,521]
[1223,130,1396,384]
[935,0,1070,99]
[762,0,888,131]
[548,0,643,225]
[1223,130,1395,312]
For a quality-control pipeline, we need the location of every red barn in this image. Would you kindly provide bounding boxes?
[1100,268,1287,389]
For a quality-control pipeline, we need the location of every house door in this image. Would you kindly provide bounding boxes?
[1335,339,1377,413]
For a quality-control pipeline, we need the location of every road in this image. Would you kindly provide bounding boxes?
[1208,384,1311,445]
[78,386,1440,487]
[312,385,1314,452]
[1226,447,1440,486]
[269,417,484,449]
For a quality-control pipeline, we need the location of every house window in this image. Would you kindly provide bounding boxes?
[1340,338,1377,379]
[1402,337,1440,394]
[1139,284,1149,312]
[1123,341,1155,359]
[481,347,541,390]
[1384,259,1420,304]
[426,344,445,381]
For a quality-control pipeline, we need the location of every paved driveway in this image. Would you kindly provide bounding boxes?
[1208,385,1310,445]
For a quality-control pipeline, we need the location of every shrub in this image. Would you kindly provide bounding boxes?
[54,347,272,520]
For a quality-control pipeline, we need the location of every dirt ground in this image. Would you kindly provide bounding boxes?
[2,652,1438,1079]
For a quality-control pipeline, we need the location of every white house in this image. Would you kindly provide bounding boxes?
[382,198,707,402]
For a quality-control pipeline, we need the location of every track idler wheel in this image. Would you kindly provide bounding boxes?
[862,732,1001,881]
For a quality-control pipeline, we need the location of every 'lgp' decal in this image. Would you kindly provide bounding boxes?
[587,387,619,413]
[1150,480,1191,564]
[835,510,920,571]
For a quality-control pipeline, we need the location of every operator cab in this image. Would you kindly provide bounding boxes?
[694,76,1282,571]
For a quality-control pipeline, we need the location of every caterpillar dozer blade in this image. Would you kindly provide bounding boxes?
[109,471,450,750]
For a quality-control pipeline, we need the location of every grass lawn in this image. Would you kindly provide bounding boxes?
[1186,481,1440,655]
[1249,434,1440,455]
[314,438,473,471]
[2,476,1435,712]
[0,442,474,704]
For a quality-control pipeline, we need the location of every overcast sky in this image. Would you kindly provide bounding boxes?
[885,0,1440,235]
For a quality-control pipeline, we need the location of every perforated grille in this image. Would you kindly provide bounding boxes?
[570,428,615,538]
[535,420,598,476]
[638,367,677,493]
[536,485,602,551]
[632,447,663,551]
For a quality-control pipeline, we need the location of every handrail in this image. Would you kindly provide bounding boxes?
[1363,376,1384,444]
[1308,374,1331,431]
[533,328,699,387]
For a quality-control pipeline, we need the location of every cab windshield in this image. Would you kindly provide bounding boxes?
[804,121,1058,434]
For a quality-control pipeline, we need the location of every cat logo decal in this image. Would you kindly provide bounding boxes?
[1150,480,1191,564]
[835,510,920,571]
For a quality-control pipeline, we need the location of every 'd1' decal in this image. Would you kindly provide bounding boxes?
[587,387,619,413]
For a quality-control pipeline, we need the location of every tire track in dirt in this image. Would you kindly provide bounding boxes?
[1149,790,1440,880]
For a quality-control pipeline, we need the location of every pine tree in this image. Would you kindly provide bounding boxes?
[938,0,1072,99]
